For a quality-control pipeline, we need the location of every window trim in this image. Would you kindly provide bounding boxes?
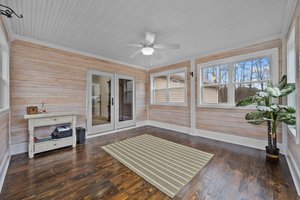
[0,23,9,113]
[150,66,188,106]
[286,24,299,144]
[197,48,279,108]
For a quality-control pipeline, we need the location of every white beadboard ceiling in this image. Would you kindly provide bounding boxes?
[1,0,293,68]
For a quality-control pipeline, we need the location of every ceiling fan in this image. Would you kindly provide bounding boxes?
[123,32,180,59]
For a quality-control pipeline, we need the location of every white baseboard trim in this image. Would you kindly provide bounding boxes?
[147,120,286,154]
[0,150,11,194]
[11,142,28,155]
[87,120,148,139]
[10,120,287,156]
[286,147,300,196]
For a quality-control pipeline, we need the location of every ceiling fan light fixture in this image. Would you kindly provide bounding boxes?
[141,47,154,55]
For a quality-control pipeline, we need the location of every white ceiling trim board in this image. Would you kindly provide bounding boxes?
[12,34,146,71]
[281,0,297,38]
[148,33,281,70]
[1,17,15,43]
[11,32,281,72]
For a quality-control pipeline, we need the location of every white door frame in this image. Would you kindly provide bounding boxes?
[87,70,136,135]
[87,70,115,135]
[115,74,136,129]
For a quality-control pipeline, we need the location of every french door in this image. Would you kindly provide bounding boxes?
[87,70,136,135]
[115,74,135,129]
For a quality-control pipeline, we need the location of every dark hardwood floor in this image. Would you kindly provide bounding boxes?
[1,126,299,200]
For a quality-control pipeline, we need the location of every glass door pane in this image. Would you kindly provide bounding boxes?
[92,75,111,126]
[116,75,135,129]
[88,71,114,135]
[118,79,133,122]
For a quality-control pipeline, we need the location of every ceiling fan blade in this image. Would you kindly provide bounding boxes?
[145,32,156,44]
[122,44,143,47]
[153,49,162,60]
[153,43,180,49]
[129,49,141,58]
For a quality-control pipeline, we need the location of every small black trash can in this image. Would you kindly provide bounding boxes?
[76,127,86,144]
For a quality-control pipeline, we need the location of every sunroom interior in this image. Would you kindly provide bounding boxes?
[0,0,299,199]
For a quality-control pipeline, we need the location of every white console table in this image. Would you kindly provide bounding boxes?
[24,112,77,158]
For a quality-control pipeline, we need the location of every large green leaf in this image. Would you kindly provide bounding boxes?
[266,86,281,97]
[245,110,265,125]
[278,105,296,113]
[278,75,287,90]
[279,83,296,97]
[277,112,296,125]
[257,106,273,112]
[256,91,269,98]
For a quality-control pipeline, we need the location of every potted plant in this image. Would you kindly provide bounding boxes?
[236,75,296,160]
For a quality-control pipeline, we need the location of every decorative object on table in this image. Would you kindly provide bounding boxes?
[236,75,296,161]
[0,4,23,18]
[102,134,213,198]
[26,106,38,115]
[39,101,47,114]
[34,136,52,143]
[51,126,72,139]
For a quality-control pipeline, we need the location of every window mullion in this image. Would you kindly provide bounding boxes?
[228,63,235,104]
[167,74,170,103]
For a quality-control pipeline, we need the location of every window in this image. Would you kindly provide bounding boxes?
[198,49,278,107]
[287,26,297,137]
[0,26,9,110]
[150,67,187,105]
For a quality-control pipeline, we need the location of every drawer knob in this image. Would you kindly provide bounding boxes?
[54,118,57,121]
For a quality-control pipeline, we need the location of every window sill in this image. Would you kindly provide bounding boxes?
[198,104,257,110]
[150,103,188,107]
[0,107,9,114]
[288,126,298,143]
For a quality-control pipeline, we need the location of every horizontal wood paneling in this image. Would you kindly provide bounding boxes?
[195,39,283,141]
[148,61,191,127]
[0,111,9,166]
[10,40,147,146]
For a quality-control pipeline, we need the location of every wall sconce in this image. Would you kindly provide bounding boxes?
[0,4,23,18]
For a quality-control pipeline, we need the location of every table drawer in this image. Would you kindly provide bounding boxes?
[34,137,73,153]
[33,116,73,127]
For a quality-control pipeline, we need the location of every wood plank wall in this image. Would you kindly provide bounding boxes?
[10,40,147,146]
[0,111,9,167]
[195,39,282,141]
[148,61,191,127]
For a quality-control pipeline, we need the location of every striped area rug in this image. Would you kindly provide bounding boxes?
[101,134,214,198]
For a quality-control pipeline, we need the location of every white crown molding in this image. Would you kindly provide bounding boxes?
[11,34,147,71]
[281,0,298,38]
[148,33,281,70]
[0,150,10,194]
[1,17,16,43]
